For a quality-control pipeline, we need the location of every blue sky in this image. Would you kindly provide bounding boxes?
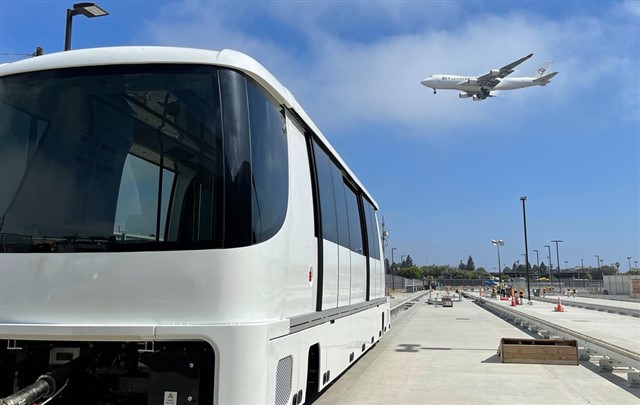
[2,1,639,271]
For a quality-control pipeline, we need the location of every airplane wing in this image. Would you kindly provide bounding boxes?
[474,53,534,89]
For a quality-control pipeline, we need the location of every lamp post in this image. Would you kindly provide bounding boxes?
[533,249,540,289]
[381,216,389,266]
[545,245,552,288]
[491,239,504,283]
[520,197,532,303]
[65,3,109,51]
[391,247,397,291]
[551,240,563,294]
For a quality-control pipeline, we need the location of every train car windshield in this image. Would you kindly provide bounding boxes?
[0,64,288,252]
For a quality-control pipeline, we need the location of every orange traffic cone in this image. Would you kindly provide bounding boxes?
[554,297,564,312]
[511,292,517,307]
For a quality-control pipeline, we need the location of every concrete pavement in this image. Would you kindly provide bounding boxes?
[312,295,639,404]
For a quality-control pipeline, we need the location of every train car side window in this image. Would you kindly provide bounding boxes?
[363,201,380,260]
[332,165,350,249]
[247,79,288,244]
[312,141,338,244]
[344,182,363,254]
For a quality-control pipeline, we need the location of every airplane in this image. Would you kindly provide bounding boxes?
[420,53,558,101]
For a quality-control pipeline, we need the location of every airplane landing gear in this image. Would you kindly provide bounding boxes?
[433,89,437,94]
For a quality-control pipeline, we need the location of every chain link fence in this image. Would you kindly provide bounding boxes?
[385,275,604,295]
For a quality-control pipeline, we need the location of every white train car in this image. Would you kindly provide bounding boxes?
[0,46,389,405]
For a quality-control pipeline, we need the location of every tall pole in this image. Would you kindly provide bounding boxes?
[64,8,74,51]
[391,247,397,292]
[498,245,502,282]
[381,216,387,270]
[64,3,109,51]
[492,239,504,284]
[520,197,531,303]
[545,245,552,287]
[595,255,600,272]
[552,240,563,293]
[628,257,632,272]
[533,249,540,289]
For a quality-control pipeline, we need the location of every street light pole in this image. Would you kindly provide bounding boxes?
[391,247,397,292]
[533,249,540,289]
[64,3,109,51]
[520,197,532,304]
[545,245,552,287]
[551,240,563,294]
[491,239,504,284]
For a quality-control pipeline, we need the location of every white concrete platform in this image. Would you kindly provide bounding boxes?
[471,292,640,353]
[312,295,640,404]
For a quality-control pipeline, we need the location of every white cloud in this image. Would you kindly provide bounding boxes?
[140,1,639,136]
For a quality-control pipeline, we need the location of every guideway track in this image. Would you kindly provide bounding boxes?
[531,296,640,317]
[465,292,640,376]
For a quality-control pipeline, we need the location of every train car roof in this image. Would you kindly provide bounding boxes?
[0,46,378,209]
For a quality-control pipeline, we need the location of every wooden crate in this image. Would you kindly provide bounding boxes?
[498,338,579,365]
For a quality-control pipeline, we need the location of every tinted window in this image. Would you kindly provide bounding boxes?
[332,165,350,249]
[344,182,363,253]
[247,80,287,243]
[364,200,380,259]
[219,70,252,247]
[313,142,338,244]
[0,65,287,253]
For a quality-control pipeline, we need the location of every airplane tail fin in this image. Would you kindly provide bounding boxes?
[533,71,558,86]
[532,62,553,78]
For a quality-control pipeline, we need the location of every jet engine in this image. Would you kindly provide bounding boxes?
[459,92,471,99]
[472,94,483,101]
[490,69,500,76]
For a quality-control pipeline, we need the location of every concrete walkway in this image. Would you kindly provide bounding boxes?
[313,296,639,404]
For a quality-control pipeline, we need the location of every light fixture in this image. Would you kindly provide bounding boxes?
[64,3,109,51]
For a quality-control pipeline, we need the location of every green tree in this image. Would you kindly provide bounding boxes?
[403,255,414,267]
[466,255,475,271]
[475,267,490,279]
[397,266,422,279]
[602,265,618,275]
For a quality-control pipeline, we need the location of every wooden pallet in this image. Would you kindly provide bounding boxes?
[498,338,579,365]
